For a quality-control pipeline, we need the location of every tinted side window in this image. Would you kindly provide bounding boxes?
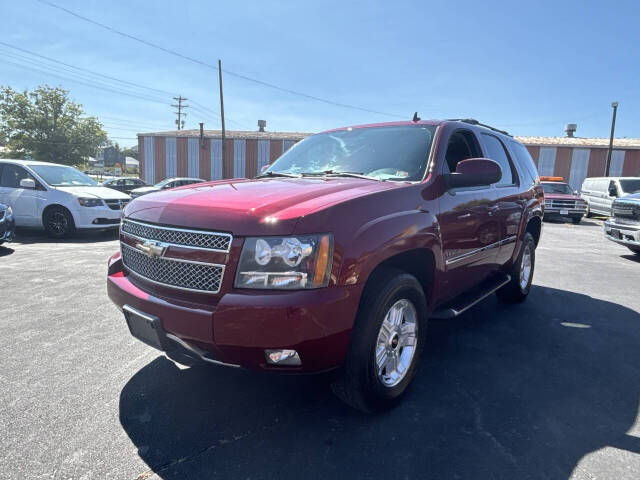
[0,164,34,188]
[444,130,482,173]
[508,141,538,185]
[481,134,515,186]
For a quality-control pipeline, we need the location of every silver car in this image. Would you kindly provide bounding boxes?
[581,177,640,217]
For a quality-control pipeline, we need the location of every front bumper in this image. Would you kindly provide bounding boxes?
[107,254,362,372]
[73,205,123,229]
[604,219,640,248]
[543,205,587,219]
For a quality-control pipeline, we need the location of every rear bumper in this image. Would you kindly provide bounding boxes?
[544,206,587,218]
[107,254,362,373]
[604,219,640,248]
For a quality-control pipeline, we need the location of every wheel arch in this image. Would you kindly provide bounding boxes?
[526,214,542,246]
[42,203,76,228]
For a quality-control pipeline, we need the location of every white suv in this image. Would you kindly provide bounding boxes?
[0,159,130,238]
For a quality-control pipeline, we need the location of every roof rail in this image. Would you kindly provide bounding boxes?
[446,118,511,137]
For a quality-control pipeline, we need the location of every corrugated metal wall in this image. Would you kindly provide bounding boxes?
[138,135,302,183]
[137,135,640,185]
[526,145,640,187]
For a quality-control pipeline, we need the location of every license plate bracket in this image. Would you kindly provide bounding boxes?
[123,305,165,351]
[560,209,569,215]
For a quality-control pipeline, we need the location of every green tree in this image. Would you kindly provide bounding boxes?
[0,85,107,165]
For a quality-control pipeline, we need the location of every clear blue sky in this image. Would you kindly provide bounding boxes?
[1,0,638,147]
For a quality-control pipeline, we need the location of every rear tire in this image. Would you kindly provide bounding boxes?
[44,206,75,238]
[331,269,427,413]
[497,232,535,303]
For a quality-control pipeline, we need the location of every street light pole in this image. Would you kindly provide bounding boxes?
[605,101,618,176]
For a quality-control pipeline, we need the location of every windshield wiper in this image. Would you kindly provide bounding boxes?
[301,170,381,181]
[255,171,301,178]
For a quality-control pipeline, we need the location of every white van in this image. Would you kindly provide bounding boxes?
[0,159,130,238]
[581,177,640,217]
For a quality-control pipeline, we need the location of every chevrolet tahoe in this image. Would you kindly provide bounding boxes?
[107,119,544,412]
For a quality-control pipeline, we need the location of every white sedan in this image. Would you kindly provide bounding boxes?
[0,159,130,238]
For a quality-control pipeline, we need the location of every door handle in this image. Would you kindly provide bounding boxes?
[457,213,471,219]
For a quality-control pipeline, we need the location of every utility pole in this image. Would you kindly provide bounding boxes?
[172,95,189,130]
[218,59,226,167]
[605,101,618,176]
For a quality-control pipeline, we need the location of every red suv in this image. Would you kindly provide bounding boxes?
[107,119,543,412]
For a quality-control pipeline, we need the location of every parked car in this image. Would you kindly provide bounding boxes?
[540,176,587,224]
[604,192,640,255]
[0,202,15,245]
[101,177,147,195]
[0,159,130,238]
[581,177,640,217]
[130,177,206,198]
[107,119,544,412]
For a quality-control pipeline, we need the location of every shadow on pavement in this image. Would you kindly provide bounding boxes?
[620,253,640,263]
[12,227,118,244]
[0,246,15,257]
[119,286,640,479]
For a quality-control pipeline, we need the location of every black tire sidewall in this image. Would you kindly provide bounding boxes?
[45,207,75,238]
[352,272,427,409]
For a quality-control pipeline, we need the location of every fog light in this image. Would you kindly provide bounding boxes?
[265,349,301,366]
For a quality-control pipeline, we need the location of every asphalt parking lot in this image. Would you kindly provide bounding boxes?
[1,219,639,480]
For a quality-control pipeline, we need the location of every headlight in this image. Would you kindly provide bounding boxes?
[78,197,103,207]
[5,206,12,220]
[235,234,333,289]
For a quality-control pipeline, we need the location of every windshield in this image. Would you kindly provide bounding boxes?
[619,179,640,194]
[30,164,98,187]
[542,182,573,194]
[154,179,173,188]
[264,125,437,181]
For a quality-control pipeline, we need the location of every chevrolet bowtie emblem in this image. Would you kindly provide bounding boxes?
[134,240,167,258]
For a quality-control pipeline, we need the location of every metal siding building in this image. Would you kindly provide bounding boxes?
[520,136,640,190]
[138,129,307,184]
[138,129,640,187]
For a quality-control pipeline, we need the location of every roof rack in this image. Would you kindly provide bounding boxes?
[446,118,511,137]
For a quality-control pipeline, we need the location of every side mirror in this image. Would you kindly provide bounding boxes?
[20,178,36,189]
[260,164,270,174]
[608,187,617,197]
[444,158,502,189]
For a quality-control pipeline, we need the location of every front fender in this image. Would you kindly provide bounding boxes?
[338,209,442,286]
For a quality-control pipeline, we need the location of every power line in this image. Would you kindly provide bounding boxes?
[0,42,246,129]
[37,0,404,118]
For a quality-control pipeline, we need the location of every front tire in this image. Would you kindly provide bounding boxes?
[44,206,75,238]
[331,269,427,412]
[497,232,536,303]
[571,216,582,224]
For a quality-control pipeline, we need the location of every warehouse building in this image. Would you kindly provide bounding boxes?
[137,125,640,190]
[137,128,307,184]
[520,135,640,190]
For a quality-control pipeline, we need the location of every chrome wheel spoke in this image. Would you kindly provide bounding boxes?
[374,298,419,388]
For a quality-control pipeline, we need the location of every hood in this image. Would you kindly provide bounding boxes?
[544,192,582,200]
[54,185,130,199]
[616,192,640,203]
[125,177,401,236]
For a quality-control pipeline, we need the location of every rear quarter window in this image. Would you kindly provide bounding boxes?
[508,141,539,185]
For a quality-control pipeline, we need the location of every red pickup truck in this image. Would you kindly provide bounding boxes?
[107,119,543,412]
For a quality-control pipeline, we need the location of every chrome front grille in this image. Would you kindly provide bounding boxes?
[105,199,129,210]
[550,200,577,208]
[613,203,640,222]
[121,219,231,251]
[121,243,224,293]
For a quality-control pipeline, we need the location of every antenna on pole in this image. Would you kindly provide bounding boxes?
[172,95,189,130]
